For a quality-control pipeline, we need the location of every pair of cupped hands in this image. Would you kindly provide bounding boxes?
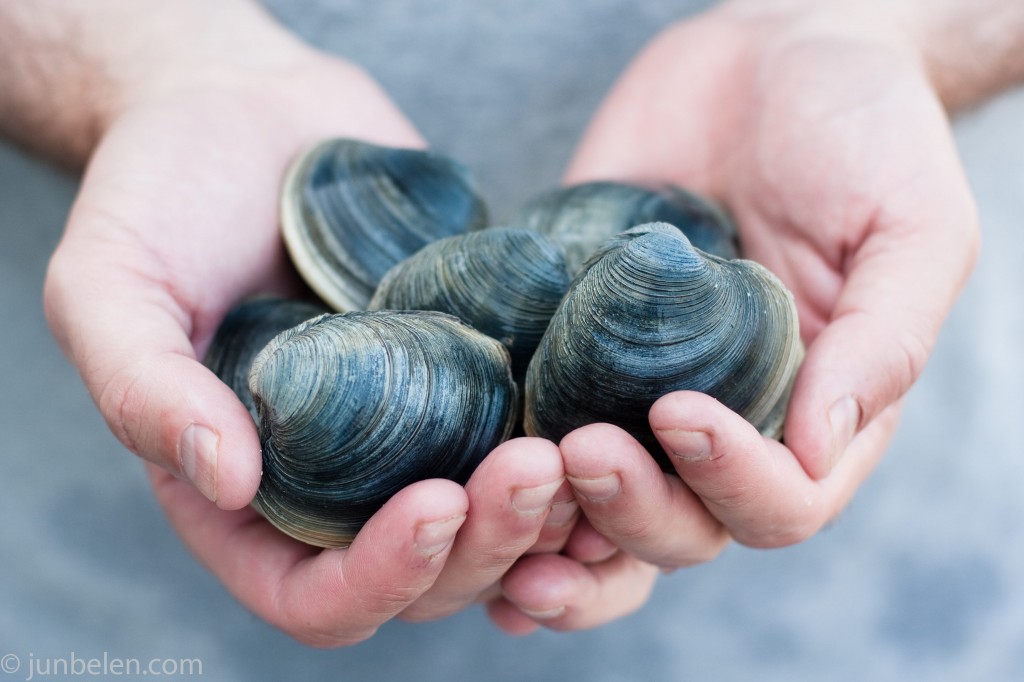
[42,2,977,646]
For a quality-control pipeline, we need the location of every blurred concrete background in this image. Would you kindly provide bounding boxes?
[2,1,1023,680]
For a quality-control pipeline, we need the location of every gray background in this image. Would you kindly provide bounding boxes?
[2,1,1023,680]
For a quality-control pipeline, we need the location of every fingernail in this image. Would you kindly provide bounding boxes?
[511,480,563,516]
[544,499,580,527]
[662,429,712,462]
[521,605,566,620]
[828,396,861,470]
[415,514,465,558]
[567,473,621,502]
[180,423,219,503]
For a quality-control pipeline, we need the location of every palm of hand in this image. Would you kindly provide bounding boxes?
[560,13,976,550]
[78,92,303,349]
[46,60,425,501]
[46,66,502,643]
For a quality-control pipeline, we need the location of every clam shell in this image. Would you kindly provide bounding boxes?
[249,310,516,548]
[203,297,328,419]
[512,181,738,274]
[281,138,488,311]
[523,223,802,469]
[368,227,570,381]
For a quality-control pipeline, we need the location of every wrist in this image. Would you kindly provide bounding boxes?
[714,0,1024,111]
[0,0,316,168]
[912,1,1024,111]
[98,2,314,113]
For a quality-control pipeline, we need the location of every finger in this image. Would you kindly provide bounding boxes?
[498,552,658,631]
[44,229,264,509]
[486,598,543,636]
[560,423,729,568]
[399,438,567,622]
[650,390,899,548]
[784,121,978,479]
[563,515,620,564]
[150,466,468,647]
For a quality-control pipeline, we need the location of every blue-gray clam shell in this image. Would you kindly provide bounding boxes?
[281,138,488,311]
[202,297,328,419]
[248,310,516,548]
[512,181,738,273]
[368,227,570,381]
[523,223,802,470]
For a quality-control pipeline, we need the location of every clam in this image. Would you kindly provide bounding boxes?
[512,181,739,274]
[368,227,571,381]
[280,138,488,311]
[203,297,328,418]
[234,309,516,548]
[523,222,803,469]
[201,136,803,545]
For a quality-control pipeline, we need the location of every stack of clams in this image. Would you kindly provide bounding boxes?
[205,138,803,548]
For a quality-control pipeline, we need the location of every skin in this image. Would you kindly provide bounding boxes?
[8,0,604,644]
[4,0,1024,644]
[517,0,1024,628]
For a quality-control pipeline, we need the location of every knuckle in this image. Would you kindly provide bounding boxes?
[42,252,72,338]
[352,582,424,618]
[654,528,729,569]
[703,479,765,513]
[678,531,731,567]
[473,540,534,570]
[896,327,930,392]
[94,352,185,469]
[450,534,540,576]
[603,510,660,544]
[96,360,150,458]
[843,308,933,420]
[272,590,382,648]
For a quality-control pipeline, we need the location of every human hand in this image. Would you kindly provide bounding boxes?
[32,0,592,645]
[556,0,981,569]
[151,434,581,645]
[41,1,429,509]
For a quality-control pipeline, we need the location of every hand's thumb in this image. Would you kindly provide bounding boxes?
[785,207,978,480]
[44,242,261,510]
